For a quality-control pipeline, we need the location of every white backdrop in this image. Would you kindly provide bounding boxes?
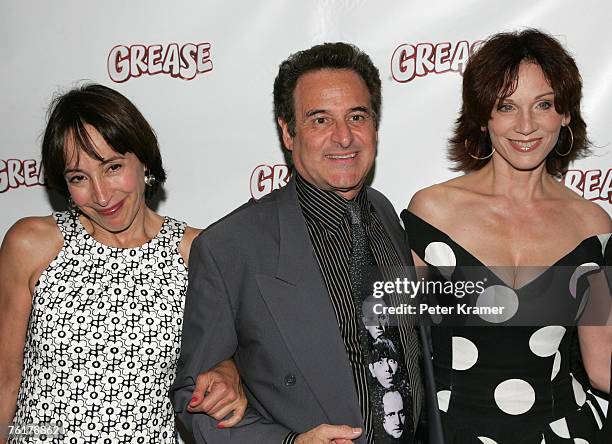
[2,0,610,239]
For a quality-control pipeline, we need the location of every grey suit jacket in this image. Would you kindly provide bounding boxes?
[170,178,442,443]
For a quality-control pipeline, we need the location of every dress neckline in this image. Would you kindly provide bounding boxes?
[402,209,602,291]
[74,213,169,251]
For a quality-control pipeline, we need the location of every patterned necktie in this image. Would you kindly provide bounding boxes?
[347,201,414,443]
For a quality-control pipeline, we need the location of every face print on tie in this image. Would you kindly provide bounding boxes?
[362,296,389,341]
[382,390,407,439]
[368,338,400,388]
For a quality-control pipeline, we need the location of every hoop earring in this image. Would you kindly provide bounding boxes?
[465,138,495,160]
[144,171,156,187]
[555,125,573,157]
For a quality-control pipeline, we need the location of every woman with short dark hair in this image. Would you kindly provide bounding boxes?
[403,29,610,443]
[0,84,245,443]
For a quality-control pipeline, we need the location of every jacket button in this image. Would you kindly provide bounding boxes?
[284,374,296,386]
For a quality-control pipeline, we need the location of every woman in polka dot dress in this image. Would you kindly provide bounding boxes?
[0,85,246,443]
[403,30,610,443]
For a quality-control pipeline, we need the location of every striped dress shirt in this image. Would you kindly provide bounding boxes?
[283,174,418,444]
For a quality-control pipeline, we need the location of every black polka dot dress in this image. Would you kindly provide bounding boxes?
[402,210,609,444]
[12,212,188,443]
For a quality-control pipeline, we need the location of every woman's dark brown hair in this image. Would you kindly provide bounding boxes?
[42,83,166,198]
[449,29,589,176]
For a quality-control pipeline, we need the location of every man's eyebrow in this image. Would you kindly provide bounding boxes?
[305,109,327,118]
[304,106,371,118]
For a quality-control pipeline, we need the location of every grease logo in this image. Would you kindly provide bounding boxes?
[564,169,611,203]
[108,42,213,82]
[0,159,44,193]
[391,40,482,83]
[250,164,291,199]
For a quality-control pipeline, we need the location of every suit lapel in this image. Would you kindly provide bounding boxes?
[258,179,364,428]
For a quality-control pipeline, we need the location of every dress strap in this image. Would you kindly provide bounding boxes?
[400,209,454,261]
[156,217,187,249]
[52,211,84,243]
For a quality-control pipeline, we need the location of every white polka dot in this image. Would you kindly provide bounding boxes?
[476,285,519,323]
[569,263,599,298]
[477,437,497,444]
[549,417,570,439]
[424,242,456,267]
[494,379,535,415]
[437,390,451,412]
[571,373,586,406]
[529,326,566,357]
[550,351,561,381]
[424,242,456,279]
[452,336,478,370]
[574,439,589,444]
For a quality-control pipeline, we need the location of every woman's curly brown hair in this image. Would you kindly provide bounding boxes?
[449,29,589,176]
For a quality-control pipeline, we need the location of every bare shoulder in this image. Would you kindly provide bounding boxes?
[179,225,203,266]
[182,226,203,249]
[408,176,470,222]
[1,216,61,256]
[570,198,611,235]
[552,178,611,234]
[0,216,62,285]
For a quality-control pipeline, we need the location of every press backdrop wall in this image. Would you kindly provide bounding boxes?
[2,0,610,239]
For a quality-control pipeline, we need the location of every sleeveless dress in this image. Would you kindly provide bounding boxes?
[12,211,188,444]
[401,210,609,444]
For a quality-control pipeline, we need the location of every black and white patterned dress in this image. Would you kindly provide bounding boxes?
[12,211,188,443]
[402,210,609,444]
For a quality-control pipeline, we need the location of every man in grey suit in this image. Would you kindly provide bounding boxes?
[171,42,441,443]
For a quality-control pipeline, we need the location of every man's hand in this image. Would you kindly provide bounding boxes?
[188,359,247,428]
[295,424,362,443]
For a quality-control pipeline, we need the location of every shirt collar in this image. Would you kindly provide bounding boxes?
[295,173,372,231]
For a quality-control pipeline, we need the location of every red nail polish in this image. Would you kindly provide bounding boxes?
[217,424,225,429]
[190,396,198,405]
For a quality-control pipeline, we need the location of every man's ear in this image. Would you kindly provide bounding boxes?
[278,118,294,151]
